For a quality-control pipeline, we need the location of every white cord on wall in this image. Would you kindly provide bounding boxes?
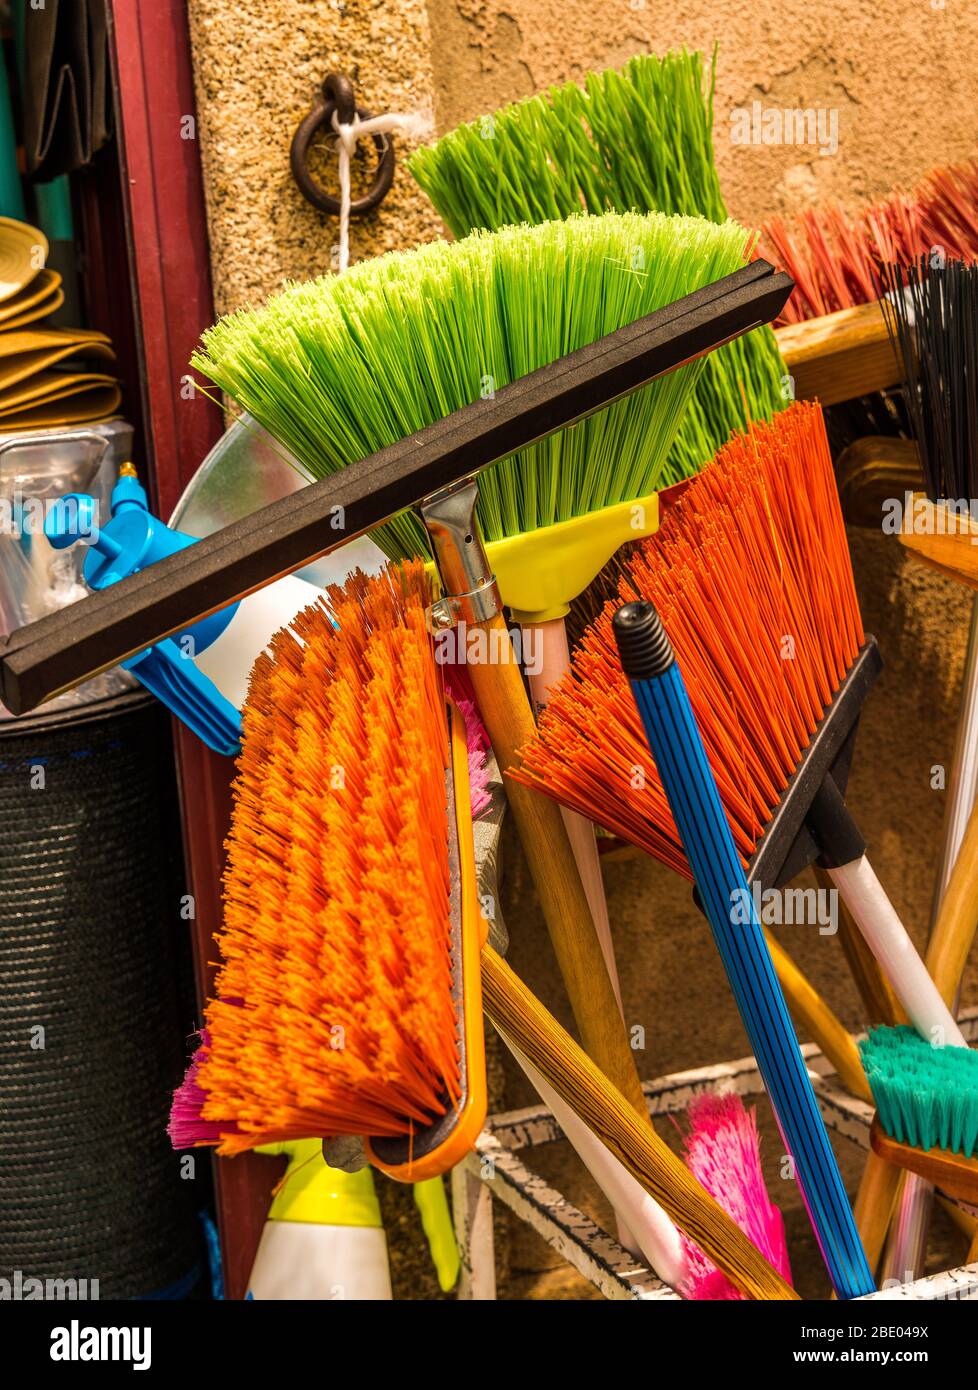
[330,109,432,272]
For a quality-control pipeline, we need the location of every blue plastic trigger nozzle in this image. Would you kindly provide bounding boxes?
[43,465,242,756]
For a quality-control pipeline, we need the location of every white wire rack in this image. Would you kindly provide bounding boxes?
[452,1008,978,1301]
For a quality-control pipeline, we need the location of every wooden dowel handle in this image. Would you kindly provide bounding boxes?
[465,613,648,1121]
[481,946,798,1300]
[968,1226,978,1265]
[763,929,872,1102]
[926,797,978,1007]
[852,1151,904,1276]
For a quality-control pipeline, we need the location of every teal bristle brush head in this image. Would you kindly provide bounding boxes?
[860,1027,978,1159]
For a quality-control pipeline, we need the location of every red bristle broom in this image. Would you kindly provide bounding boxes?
[514,399,963,1073]
[918,158,978,264]
[759,154,978,324]
[761,202,890,323]
[173,560,797,1299]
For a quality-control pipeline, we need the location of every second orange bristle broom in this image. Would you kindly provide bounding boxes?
[514,400,974,1283]
[173,560,795,1299]
[186,565,486,1175]
[515,400,960,1062]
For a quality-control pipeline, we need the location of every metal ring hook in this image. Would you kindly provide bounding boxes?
[290,70,395,217]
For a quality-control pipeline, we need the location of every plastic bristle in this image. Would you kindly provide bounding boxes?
[513,401,864,878]
[192,210,752,556]
[181,562,463,1155]
[408,50,729,234]
[860,1027,978,1158]
[444,663,492,819]
[679,1094,792,1300]
[407,48,787,487]
[879,258,978,504]
[759,155,978,325]
[167,1029,236,1149]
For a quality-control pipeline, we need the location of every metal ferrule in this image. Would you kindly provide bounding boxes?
[419,478,501,629]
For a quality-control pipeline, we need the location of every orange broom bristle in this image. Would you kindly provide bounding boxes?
[512,401,864,879]
[196,561,463,1155]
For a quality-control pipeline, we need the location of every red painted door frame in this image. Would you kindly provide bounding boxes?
[105,0,276,1299]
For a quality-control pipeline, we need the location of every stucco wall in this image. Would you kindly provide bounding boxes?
[426,1,978,220]
[186,0,444,315]
[188,1,978,307]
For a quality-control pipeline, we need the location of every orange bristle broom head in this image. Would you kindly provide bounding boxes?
[175,560,487,1181]
[513,400,865,877]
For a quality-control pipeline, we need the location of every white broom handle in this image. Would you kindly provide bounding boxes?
[524,616,634,1251]
[932,599,978,908]
[499,1033,688,1291]
[883,598,978,1282]
[524,616,624,1014]
[827,856,966,1047]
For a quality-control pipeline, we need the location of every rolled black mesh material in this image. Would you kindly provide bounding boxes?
[0,690,205,1298]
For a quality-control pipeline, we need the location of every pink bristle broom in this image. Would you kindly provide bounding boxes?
[678,1094,793,1300]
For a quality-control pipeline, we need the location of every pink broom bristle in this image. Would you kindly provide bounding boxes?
[678,1094,793,1301]
[168,1028,242,1149]
[444,662,492,819]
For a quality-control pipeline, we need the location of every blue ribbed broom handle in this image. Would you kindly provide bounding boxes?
[613,602,874,1299]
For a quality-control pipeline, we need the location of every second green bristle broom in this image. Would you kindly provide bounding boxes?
[408,46,789,480]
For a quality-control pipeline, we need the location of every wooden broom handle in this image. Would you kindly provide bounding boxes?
[465,612,649,1121]
[852,1152,904,1274]
[926,796,978,1008]
[481,946,797,1300]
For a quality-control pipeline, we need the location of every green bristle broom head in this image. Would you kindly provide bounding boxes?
[408,48,788,480]
[191,210,752,560]
[408,49,727,235]
[860,1026,978,1158]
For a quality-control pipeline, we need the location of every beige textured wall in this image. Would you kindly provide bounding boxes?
[187,0,444,315]
[427,0,978,220]
[188,1,978,309]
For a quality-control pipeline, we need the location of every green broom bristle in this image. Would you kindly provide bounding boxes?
[408,49,728,235]
[860,1026,978,1158]
[408,48,788,481]
[191,210,752,558]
